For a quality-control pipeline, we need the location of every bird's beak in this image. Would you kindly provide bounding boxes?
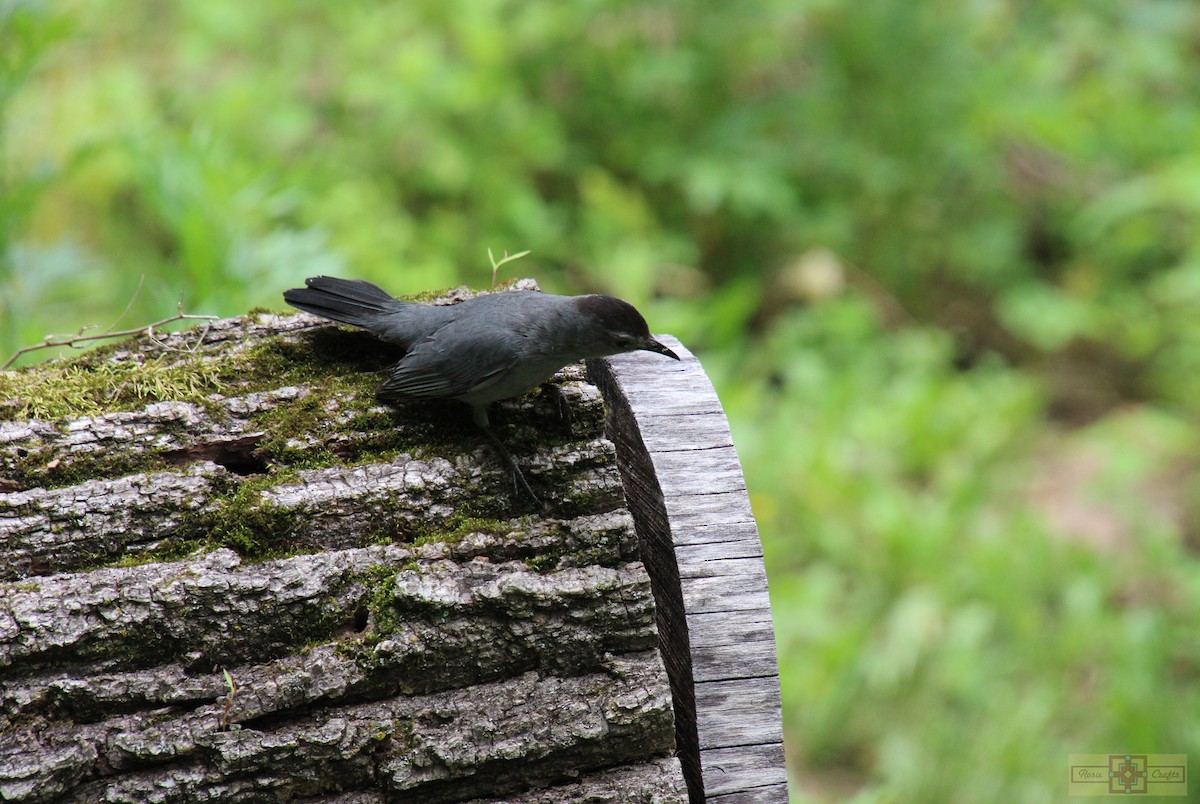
[641,338,680,360]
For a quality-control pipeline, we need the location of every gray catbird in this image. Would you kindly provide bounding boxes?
[283,276,679,502]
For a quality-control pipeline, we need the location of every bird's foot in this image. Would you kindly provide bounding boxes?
[480,422,544,509]
[504,455,543,509]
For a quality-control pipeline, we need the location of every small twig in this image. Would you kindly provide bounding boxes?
[108,275,147,333]
[488,248,532,287]
[3,304,219,370]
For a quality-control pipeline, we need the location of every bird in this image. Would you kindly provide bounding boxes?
[283,276,679,502]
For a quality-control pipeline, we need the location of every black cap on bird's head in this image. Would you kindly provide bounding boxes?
[573,294,680,360]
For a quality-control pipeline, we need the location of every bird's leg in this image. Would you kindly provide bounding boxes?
[481,425,543,508]
[539,382,574,429]
[473,406,542,508]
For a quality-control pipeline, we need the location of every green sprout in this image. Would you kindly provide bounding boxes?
[487,248,532,287]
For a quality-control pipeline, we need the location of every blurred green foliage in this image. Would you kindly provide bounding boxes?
[4,0,1200,800]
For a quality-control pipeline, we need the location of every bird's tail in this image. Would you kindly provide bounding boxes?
[283,276,407,331]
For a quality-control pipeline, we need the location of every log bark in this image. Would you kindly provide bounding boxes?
[0,283,686,802]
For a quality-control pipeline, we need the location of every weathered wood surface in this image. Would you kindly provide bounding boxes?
[0,285,686,802]
[590,340,789,803]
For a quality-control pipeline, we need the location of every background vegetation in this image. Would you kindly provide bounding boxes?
[4,1,1200,800]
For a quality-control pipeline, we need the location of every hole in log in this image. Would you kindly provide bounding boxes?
[163,434,268,475]
[352,604,370,633]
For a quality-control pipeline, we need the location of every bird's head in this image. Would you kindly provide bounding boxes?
[572,294,680,360]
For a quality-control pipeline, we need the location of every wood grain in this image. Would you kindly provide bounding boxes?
[591,338,789,802]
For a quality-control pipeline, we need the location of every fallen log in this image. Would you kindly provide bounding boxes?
[0,281,786,802]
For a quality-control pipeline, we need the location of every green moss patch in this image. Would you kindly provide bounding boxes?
[0,354,226,421]
[408,514,513,547]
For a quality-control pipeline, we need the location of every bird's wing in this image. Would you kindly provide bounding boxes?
[376,323,521,402]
